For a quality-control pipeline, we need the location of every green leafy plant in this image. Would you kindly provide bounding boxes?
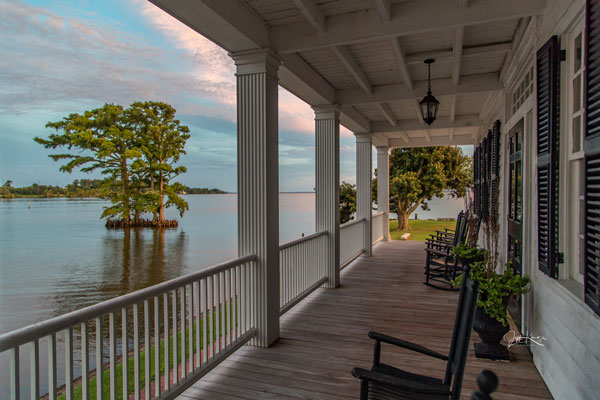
[452,243,486,263]
[453,260,530,326]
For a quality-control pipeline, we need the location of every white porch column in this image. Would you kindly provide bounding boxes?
[355,133,373,256]
[376,146,390,242]
[231,50,280,347]
[313,105,340,288]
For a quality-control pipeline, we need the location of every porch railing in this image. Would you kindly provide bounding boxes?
[279,231,328,315]
[0,255,257,400]
[1,216,383,399]
[340,218,365,268]
[372,211,385,244]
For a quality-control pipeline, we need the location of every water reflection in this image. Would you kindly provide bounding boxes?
[48,229,188,320]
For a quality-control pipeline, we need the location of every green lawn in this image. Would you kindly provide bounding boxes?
[389,219,456,241]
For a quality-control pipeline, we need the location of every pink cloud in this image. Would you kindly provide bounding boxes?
[137,1,323,133]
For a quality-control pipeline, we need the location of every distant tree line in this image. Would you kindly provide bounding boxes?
[0,179,226,199]
[180,186,227,194]
[0,179,104,198]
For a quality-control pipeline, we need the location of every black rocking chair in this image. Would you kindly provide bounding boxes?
[351,266,480,400]
[424,213,469,290]
[427,211,465,245]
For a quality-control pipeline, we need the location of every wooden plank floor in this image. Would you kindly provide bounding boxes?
[180,241,553,399]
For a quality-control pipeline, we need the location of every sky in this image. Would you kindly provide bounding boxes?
[0,0,361,192]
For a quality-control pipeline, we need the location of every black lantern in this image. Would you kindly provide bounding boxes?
[419,58,439,126]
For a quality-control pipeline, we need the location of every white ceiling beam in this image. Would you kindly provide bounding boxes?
[389,133,474,148]
[149,0,269,52]
[449,128,454,141]
[371,114,481,133]
[457,0,470,7]
[332,45,373,95]
[271,0,547,54]
[449,95,457,121]
[341,106,371,133]
[405,42,511,65]
[390,38,413,90]
[377,103,397,126]
[279,53,336,104]
[337,73,502,106]
[292,0,326,32]
[452,27,464,86]
[373,0,392,22]
[372,133,389,147]
[424,130,431,142]
[400,131,410,143]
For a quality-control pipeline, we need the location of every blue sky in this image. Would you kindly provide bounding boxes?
[0,0,360,192]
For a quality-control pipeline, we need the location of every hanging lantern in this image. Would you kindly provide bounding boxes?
[419,59,439,126]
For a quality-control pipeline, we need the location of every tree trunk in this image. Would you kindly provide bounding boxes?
[397,210,410,231]
[158,172,165,223]
[121,160,130,225]
[151,177,158,223]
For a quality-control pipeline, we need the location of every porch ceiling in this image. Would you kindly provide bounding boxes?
[149,0,547,147]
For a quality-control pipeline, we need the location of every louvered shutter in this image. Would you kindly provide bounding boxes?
[536,36,561,278]
[490,121,501,221]
[584,0,600,315]
[482,136,490,222]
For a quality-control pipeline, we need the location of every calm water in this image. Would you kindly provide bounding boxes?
[0,194,318,334]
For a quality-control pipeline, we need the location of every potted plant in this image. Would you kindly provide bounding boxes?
[455,259,530,359]
[452,242,485,267]
[453,184,530,360]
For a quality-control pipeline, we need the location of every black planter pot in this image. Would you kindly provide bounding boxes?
[472,306,510,361]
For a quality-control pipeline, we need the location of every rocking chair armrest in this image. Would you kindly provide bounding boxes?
[425,248,453,258]
[351,368,450,396]
[425,239,454,249]
[368,332,448,361]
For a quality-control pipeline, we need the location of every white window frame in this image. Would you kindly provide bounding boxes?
[565,19,586,284]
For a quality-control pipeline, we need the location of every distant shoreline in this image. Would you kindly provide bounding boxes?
[0,192,320,199]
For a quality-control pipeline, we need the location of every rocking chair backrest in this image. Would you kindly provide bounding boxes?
[452,211,468,247]
[443,267,480,399]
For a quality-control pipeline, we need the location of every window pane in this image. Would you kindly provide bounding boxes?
[574,33,582,71]
[572,115,581,153]
[516,160,522,222]
[573,74,581,112]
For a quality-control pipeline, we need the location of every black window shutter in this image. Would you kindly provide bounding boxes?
[490,121,501,221]
[482,135,490,222]
[584,0,600,315]
[536,35,561,278]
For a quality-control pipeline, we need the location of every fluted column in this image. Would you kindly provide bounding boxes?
[355,133,373,256]
[313,105,340,288]
[231,50,280,347]
[376,146,390,242]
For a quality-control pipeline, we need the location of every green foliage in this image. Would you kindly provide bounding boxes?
[452,243,486,263]
[34,102,191,225]
[454,259,530,326]
[339,181,356,224]
[389,147,472,230]
[181,186,227,194]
